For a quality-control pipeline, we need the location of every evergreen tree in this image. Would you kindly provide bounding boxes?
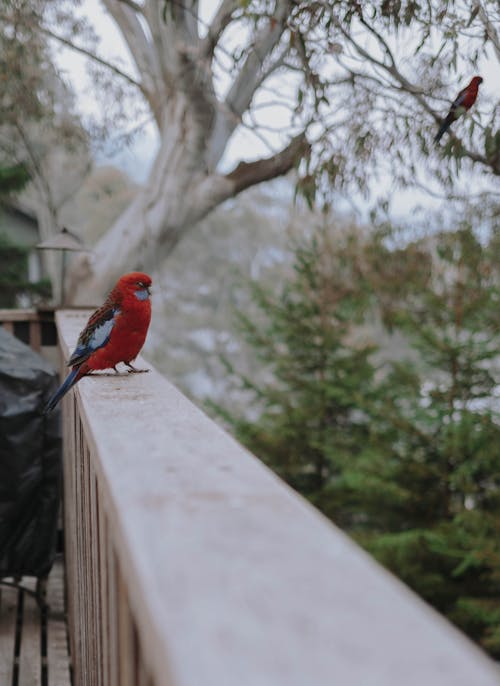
[212,228,381,524]
[0,161,51,306]
[357,227,500,656]
[213,224,500,656]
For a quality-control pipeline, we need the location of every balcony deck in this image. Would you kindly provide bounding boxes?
[0,559,71,686]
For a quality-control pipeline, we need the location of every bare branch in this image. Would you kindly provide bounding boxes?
[201,0,241,58]
[225,5,291,119]
[224,132,309,196]
[477,2,500,60]
[103,0,165,122]
[358,15,396,68]
[40,26,145,94]
[239,120,277,154]
[443,131,499,174]
[251,43,290,94]
[196,132,309,218]
[117,0,143,12]
[207,2,291,167]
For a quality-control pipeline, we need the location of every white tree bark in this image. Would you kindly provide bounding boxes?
[67,0,306,303]
[67,98,307,303]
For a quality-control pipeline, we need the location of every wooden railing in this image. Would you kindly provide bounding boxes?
[0,307,57,352]
[54,309,500,686]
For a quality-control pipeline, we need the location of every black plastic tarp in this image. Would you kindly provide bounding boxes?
[0,326,61,578]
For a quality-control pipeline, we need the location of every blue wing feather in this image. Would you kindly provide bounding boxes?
[451,89,466,111]
[68,305,120,366]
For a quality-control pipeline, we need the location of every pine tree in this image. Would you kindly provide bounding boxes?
[213,224,500,655]
[356,227,500,656]
[212,227,382,524]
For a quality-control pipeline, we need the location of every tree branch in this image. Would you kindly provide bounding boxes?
[477,2,500,60]
[40,26,145,94]
[331,15,499,175]
[225,3,291,120]
[201,0,241,58]
[224,132,309,199]
[117,0,143,12]
[207,2,291,167]
[103,0,165,122]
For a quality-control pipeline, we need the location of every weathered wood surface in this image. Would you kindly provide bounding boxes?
[18,579,41,686]
[0,309,44,322]
[0,308,56,352]
[0,582,17,685]
[57,309,500,686]
[0,560,71,686]
[47,562,72,686]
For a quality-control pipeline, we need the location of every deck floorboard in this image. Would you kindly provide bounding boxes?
[0,558,71,686]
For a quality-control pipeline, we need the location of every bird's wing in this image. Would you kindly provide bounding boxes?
[68,303,121,367]
[450,87,467,112]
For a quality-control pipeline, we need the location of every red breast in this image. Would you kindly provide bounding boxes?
[463,76,483,109]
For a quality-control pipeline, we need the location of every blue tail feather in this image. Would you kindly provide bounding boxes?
[434,121,448,144]
[44,367,80,414]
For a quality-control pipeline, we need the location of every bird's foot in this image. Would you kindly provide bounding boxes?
[125,363,150,374]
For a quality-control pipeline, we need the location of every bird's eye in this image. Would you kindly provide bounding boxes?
[137,281,144,287]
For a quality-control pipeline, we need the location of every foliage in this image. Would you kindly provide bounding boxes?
[214,229,378,517]
[212,223,500,655]
[0,162,30,194]
[10,0,497,297]
[0,233,51,307]
[0,158,51,308]
[0,1,90,209]
[288,0,500,201]
[0,0,90,301]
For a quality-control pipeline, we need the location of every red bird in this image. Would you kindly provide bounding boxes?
[44,271,152,413]
[434,76,483,144]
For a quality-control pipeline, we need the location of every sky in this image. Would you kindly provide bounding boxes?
[54,0,284,182]
[51,0,498,221]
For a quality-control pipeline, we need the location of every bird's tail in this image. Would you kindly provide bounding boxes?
[434,115,453,144]
[44,367,82,414]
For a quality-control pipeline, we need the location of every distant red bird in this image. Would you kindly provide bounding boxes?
[44,272,152,413]
[434,76,483,144]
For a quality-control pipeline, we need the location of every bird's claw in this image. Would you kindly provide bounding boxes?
[126,366,150,374]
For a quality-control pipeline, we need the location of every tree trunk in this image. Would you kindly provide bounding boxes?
[66,96,307,304]
[67,96,212,304]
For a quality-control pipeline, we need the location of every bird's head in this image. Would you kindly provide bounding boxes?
[117,272,153,301]
[471,76,483,86]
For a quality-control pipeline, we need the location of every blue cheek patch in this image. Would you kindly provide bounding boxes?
[134,288,150,301]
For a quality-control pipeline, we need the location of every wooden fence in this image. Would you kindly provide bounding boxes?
[53,309,500,686]
[0,308,57,352]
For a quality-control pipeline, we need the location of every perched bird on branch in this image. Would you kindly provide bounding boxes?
[434,76,483,144]
[44,272,152,413]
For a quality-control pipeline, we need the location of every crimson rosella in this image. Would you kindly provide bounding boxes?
[44,271,152,413]
[434,76,483,144]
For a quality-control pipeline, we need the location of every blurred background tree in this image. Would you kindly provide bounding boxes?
[213,223,500,656]
[0,0,91,302]
[0,160,52,305]
[5,0,495,301]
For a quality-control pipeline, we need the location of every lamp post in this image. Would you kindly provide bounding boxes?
[37,227,92,306]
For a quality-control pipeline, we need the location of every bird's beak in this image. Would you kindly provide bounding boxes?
[147,286,152,296]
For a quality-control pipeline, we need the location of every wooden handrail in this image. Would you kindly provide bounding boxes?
[0,307,56,351]
[56,310,500,686]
